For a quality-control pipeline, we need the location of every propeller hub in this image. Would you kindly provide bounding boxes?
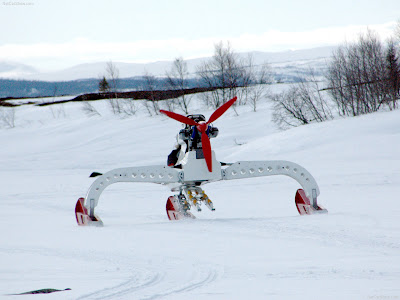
[196,122,208,133]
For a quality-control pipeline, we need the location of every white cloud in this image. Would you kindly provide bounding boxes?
[230,22,396,52]
[0,22,396,70]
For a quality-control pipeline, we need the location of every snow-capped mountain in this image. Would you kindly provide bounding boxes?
[0,61,38,79]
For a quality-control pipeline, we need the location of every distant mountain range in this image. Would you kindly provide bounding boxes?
[0,46,336,98]
[0,46,336,81]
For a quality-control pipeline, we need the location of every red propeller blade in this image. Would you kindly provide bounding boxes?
[160,96,237,173]
[201,131,212,172]
[160,110,198,126]
[207,96,237,124]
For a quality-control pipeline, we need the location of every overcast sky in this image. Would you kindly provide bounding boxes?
[0,0,399,70]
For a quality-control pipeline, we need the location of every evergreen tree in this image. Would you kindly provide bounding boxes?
[386,40,400,109]
[99,76,110,92]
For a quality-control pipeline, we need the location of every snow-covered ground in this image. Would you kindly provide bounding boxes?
[0,92,399,299]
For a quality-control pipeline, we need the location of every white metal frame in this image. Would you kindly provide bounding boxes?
[83,151,320,219]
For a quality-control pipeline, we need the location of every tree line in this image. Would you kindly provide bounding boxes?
[100,23,400,127]
[0,77,203,99]
[99,41,272,117]
[272,24,400,129]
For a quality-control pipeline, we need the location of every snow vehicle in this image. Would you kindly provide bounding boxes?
[75,96,327,226]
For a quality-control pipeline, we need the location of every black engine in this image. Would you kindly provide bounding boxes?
[178,114,219,151]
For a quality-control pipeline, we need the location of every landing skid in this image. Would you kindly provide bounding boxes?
[75,198,103,226]
[295,189,327,215]
[166,196,196,220]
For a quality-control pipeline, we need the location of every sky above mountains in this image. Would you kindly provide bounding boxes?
[0,0,398,70]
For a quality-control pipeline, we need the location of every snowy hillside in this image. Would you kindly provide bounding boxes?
[0,91,399,299]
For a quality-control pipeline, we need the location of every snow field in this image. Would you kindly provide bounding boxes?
[0,92,399,299]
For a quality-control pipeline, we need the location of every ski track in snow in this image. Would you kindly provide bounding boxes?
[0,245,222,300]
[76,273,165,300]
[139,266,219,300]
[76,259,221,300]
[77,262,221,300]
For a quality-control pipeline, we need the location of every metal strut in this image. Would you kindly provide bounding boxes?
[76,158,325,226]
[221,160,320,206]
[84,165,181,218]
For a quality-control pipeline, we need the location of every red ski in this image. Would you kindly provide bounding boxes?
[75,198,103,226]
[166,196,195,220]
[295,189,327,215]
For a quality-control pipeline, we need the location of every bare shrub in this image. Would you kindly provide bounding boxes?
[297,72,333,122]
[141,71,160,116]
[82,101,101,117]
[0,107,16,128]
[239,54,272,111]
[48,85,66,119]
[197,42,271,112]
[166,57,191,114]
[120,99,138,116]
[162,97,178,112]
[197,41,242,109]
[271,86,310,129]
[271,72,333,129]
[105,61,122,114]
